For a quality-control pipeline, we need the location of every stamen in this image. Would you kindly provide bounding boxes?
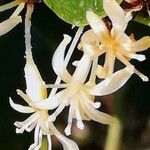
[92,102,101,109]
[89,57,98,83]
[45,84,67,89]
[48,103,66,122]
[15,115,38,133]
[134,69,149,82]
[74,101,84,130]
[47,134,52,150]
[16,89,32,103]
[72,60,79,67]
[26,120,37,132]
[128,53,146,61]
[65,124,72,136]
[14,112,39,128]
[29,127,43,150]
[28,123,40,150]
[65,103,74,135]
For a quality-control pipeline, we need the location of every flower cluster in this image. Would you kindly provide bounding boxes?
[0,0,149,149]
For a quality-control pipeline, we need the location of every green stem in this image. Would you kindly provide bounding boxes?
[104,117,123,150]
[41,136,48,150]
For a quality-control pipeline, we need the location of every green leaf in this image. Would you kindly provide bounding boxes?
[43,0,122,27]
[134,14,150,27]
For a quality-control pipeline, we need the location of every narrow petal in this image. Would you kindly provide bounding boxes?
[131,36,150,52]
[0,16,22,36]
[49,27,83,96]
[9,98,35,113]
[49,123,79,150]
[86,11,107,33]
[52,34,72,83]
[10,2,25,18]
[0,1,20,12]
[103,0,128,31]
[72,51,92,84]
[82,95,114,125]
[14,112,39,128]
[90,66,134,96]
[32,90,65,110]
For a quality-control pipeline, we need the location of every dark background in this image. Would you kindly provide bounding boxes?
[0,1,150,150]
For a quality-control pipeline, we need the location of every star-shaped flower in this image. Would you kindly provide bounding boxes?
[79,0,150,81]
[32,34,134,136]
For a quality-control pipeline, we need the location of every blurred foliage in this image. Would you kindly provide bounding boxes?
[0,1,149,150]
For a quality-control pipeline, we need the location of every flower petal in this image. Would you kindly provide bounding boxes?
[25,61,47,101]
[81,93,114,125]
[90,66,134,96]
[10,2,25,18]
[103,0,130,31]
[32,90,65,110]
[0,16,22,36]
[131,36,150,52]
[86,11,107,33]
[52,34,72,83]
[0,1,20,12]
[9,97,35,113]
[50,123,79,150]
[72,50,92,84]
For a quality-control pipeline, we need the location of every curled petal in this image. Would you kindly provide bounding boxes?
[131,36,150,52]
[49,123,79,150]
[0,16,22,36]
[90,66,134,96]
[52,34,72,83]
[9,98,35,113]
[85,102,114,125]
[81,93,114,125]
[103,0,129,31]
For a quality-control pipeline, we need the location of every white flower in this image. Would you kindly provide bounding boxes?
[79,0,150,81]
[9,91,79,150]
[32,34,134,136]
[0,0,36,35]
[9,7,79,150]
